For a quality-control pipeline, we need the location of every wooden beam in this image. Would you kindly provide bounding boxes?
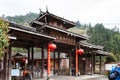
[54,40,76,46]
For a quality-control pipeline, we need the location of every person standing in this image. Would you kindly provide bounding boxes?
[108,62,120,80]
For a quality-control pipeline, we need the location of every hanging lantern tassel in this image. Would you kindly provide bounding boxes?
[77,49,84,55]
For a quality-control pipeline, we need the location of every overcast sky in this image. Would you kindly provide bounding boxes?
[0,0,120,29]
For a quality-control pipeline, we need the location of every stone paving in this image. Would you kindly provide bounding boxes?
[34,74,109,80]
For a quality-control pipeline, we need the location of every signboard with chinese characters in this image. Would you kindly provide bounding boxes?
[105,64,117,71]
[11,69,20,76]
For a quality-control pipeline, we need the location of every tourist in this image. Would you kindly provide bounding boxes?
[108,62,120,80]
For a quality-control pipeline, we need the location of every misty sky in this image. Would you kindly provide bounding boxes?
[0,0,120,29]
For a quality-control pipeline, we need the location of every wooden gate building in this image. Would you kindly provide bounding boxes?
[0,10,109,80]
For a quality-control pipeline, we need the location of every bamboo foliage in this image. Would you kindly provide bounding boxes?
[0,18,9,58]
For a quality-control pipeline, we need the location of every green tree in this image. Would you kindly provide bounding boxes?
[6,12,38,25]
[87,23,120,62]
[0,18,9,58]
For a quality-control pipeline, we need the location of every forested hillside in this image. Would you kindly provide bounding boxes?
[87,24,120,61]
[69,22,120,62]
[6,12,38,26]
[68,21,89,36]
[6,12,120,61]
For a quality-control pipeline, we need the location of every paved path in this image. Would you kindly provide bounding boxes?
[34,74,109,80]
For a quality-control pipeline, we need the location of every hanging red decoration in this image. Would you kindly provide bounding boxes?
[48,43,57,51]
[47,43,57,79]
[77,49,84,55]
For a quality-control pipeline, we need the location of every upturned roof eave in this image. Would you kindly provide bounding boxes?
[36,11,76,27]
[31,20,88,40]
[95,50,110,56]
[9,26,56,40]
[8,21,56,40]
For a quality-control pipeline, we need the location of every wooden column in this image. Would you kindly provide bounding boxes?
[45,16,47,24]
[78,54,80,74]
[69,52,71,76]
[53,52,56,75]
[8,45,12,80]
[31,46,34,78]
[27,47,30,65]
[41,45,44,78]
[91,53,93,75]
[4,47,8,80]
[93,55,95,74]
[58,52,60,75]
[100,55,102,74]
[85,53,87,74]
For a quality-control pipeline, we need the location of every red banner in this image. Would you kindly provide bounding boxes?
[76,49,78,75]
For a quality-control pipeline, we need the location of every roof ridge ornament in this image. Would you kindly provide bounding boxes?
[39,8,42,13]
[46,5,49,13]
[39,8,44,14]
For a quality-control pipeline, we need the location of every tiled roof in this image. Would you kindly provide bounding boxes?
[95,50,110,56]
[36,11,76,26]
[31,20,88,40]
[7,20,56,39]
[80,41,103,50]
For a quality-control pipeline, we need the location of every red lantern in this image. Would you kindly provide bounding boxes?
[77,49,84,55]
[48,43,57,51]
